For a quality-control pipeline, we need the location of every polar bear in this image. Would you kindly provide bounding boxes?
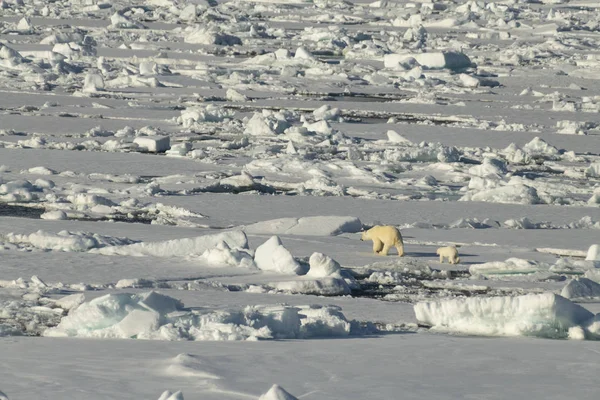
[361,225,404,256]
[436,246,460,264]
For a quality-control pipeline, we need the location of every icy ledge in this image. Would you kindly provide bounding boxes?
[414,293,598,340]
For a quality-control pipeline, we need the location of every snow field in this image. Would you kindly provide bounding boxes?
[2,0,600,398]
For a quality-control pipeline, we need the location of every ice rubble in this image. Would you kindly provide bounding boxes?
[414,293,596,339]
[44,291,352,341]
[243,216,362,236]
[91,230,248,257]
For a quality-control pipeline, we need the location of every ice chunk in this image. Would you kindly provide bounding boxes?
[584,269,600,283]
[138,291,183,314]
[200,241,256,269]
[294,47,315,61]
[584,314,600,339]
[568,326,586,340]
[185,27,241,46]
[93,231,248,258]
[225,88,248,102]
[561,278,600,300]
[414,293,594,339]
[110,12,146,29]
[254,236,305,275]
[54,293,85,311]
[17,17,31,32]
[133,136,171,153]
[259,385,298,400]
[40,210,68,220]
[586,245,600,261]
[274,278,350,296]
[461,183,541,205]
[385,51,471,70]
[83,73,105,93]
[116,309,160,338]
[584,163,600,178]
[470,258,542,276]
[386,130,412,144]
[306,252,341,278]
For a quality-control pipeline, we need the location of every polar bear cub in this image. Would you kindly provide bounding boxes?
[436,246,460,264]
[361,225,404,256]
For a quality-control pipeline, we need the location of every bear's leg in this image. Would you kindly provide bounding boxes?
[439,255,445,263]
[372,239,383,254]
[380,243,391,256]
[454,256,460,264]
[395,244,405,257]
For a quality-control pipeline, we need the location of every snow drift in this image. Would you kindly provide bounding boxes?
[243,216,362,236]
[91,231,248,257]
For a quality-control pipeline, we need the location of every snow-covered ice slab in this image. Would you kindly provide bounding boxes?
[414,293,594,339]
[384,51,472,70]
[243,216,362,236]
[91,230,248,257]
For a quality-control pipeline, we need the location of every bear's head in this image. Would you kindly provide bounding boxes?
[435,248,441,255]
[360,230,370,241]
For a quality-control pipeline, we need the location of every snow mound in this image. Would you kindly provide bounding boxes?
[306,252,342,278]
[259,385,298,400]
[414,293,594,339]
[469,258,543,276]
[200,241,256,269]
[91,231,248,257]
[244,216,362,236]
[45,292,352,341]
[4,230,136,252]
[254,236,305,275]
[561,278,600,300]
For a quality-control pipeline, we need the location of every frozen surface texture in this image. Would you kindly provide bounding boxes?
[2,0,600,398]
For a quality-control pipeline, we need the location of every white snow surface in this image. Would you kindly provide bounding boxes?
[243,216,362,236]
[2,0,600,397]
